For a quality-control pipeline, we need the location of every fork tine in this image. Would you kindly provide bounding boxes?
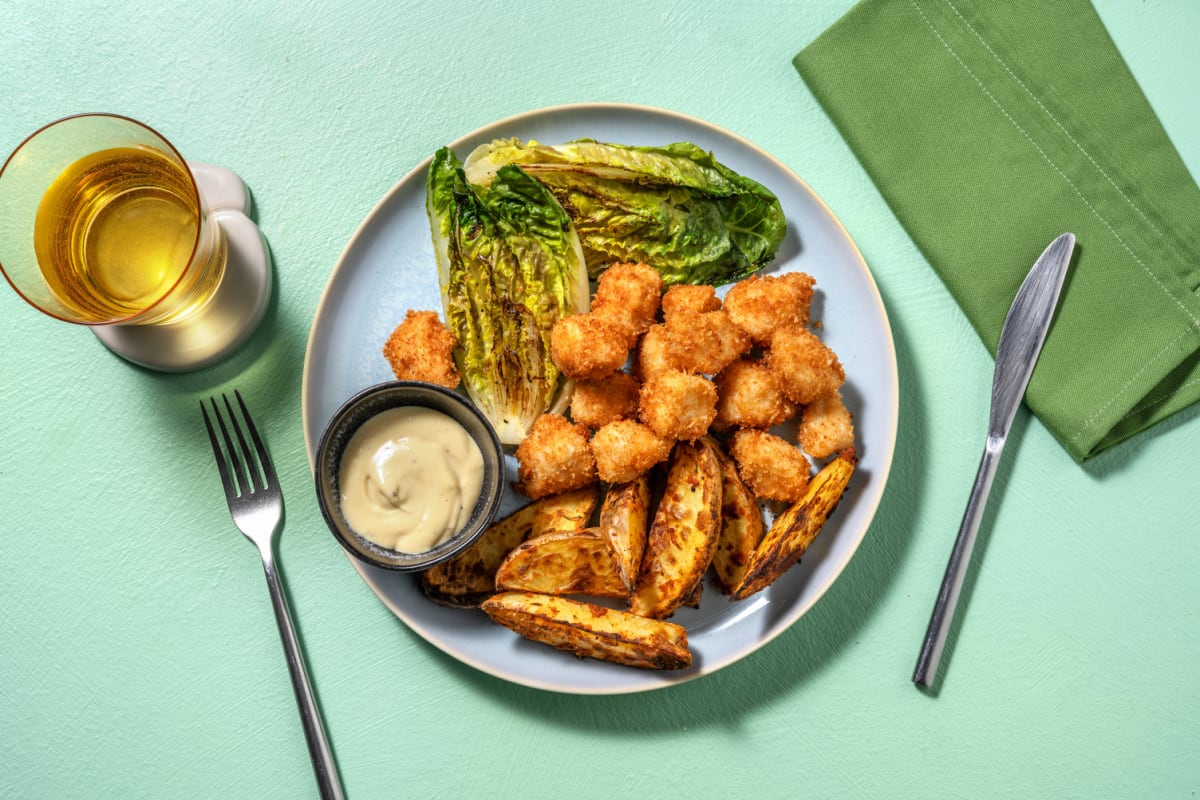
[210,395,251,497]
[234,390,278,489]
[201,399,238,504]
[223,393,264,493]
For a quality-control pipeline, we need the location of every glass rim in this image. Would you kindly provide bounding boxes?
[0,112,206,326]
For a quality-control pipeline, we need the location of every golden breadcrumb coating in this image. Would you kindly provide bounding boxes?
[665,309,752,376]
[570,371,642,429]
[590,262,663,339]
[590,419,673,484]
[515,414,597,499]
[636,308,752,379]
[638,370,718,441]
[723,272,816,344]
[381,309,460,389]
[713,358,797,430]
[798,391,855,459]
[766,325,845,405]
[661,284,721,319]
[633,323,682,380]
[728,429,811,503]
[518,269,848,501]
[549,312,633,381]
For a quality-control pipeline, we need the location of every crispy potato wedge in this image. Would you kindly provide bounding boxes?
[530,485,600,538]
[421,487,604,607]
[597,476,651,592]
[710,440,765,594]
[731,447,857,600]
[420,503,538,607]
[481,591,691,670]
[495,528,627,598]
[629,439,722,619]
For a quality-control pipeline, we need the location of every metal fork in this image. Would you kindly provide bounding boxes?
[201,391,345,800]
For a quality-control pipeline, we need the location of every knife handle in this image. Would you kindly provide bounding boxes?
[913,437,1003,687]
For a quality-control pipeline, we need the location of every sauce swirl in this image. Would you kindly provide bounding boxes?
[339,406,484,553]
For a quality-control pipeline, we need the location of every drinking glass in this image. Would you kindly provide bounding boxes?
[0,114,270,371]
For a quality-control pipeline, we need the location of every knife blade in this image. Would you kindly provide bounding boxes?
[913,232,1076,688]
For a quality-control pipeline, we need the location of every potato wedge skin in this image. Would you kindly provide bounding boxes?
[598,476,651,592]
[530,485,600,538]
[710,441,764,594]
[422,486,598,608]
[629,439,722,619]
[420,502,538,607]
[731,447,857,600]
[482,591,691,670]
[494,528,627,599]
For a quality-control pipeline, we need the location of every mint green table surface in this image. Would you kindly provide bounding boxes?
[2,2,1197,798]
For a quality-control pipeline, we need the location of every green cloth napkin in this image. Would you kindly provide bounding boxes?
[795,0,1200,461]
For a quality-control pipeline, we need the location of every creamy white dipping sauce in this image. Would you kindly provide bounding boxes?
[339,406,484,553]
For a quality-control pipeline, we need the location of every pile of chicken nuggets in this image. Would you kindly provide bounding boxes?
[385,261,855,506]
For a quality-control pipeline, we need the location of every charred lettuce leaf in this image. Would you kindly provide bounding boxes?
[426,147,589,444]
[463,138,786,286]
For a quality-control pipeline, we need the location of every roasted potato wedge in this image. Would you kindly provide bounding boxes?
[495,528,626,598]
[530,485,600,538]
[710,440,765,594]
[421,487,604,607]
[481,591,691,670]
[629,439,722,619]
[731,447,857,600]
[420,503,538,607]
[597,476,651,591]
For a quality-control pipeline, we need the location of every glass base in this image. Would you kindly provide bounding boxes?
[91,162,271,372]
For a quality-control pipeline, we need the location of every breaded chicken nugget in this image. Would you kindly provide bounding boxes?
[570,371,642,429]
[515,414,597,500]
[766,326,845,405]
[798,390,855,459]
[633,323,683,380]
[550,312,633,381]
[728,429,811,503]
[382,309,460,389]
[590,419,673,484]
[724,272,816,344]
[591,262,663,339]
[638,370,718,441]
[661,284,721,319]
[713,358,797,430]
[665,309,751,375]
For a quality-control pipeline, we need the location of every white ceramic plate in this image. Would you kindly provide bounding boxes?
[302,103,898,694]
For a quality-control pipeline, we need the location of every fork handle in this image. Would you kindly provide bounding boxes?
[260,551,346,800]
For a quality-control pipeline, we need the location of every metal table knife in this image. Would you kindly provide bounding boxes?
[913,232,1076,688]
